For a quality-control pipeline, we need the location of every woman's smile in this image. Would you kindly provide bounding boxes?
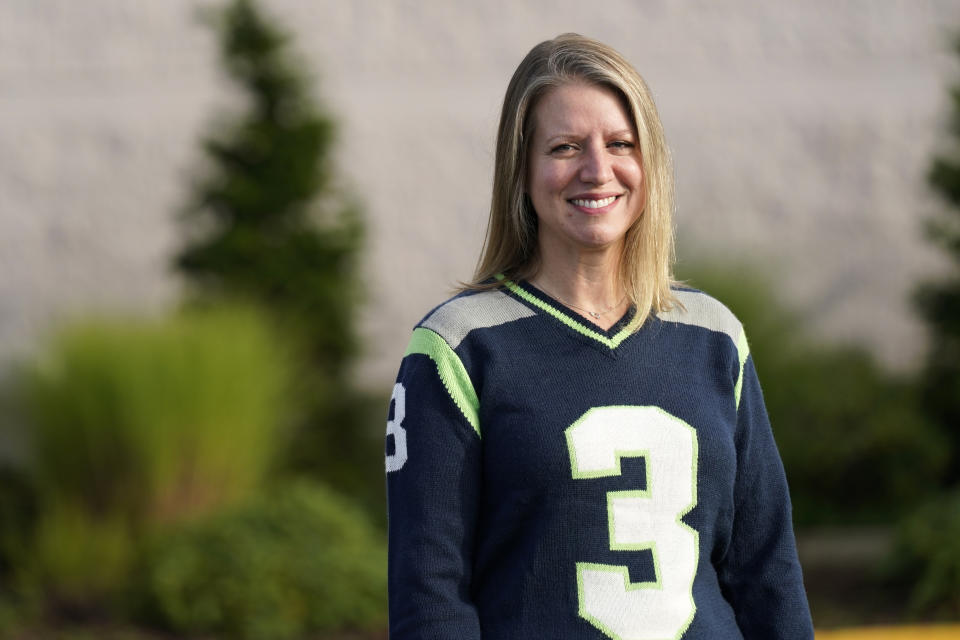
[568,194,621,212]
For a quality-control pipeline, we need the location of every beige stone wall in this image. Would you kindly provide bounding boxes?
[1,0,958,387]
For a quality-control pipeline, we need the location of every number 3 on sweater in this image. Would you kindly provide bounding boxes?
[566,406,699,640]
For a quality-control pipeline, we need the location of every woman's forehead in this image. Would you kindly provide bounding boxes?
[530,83,635,139]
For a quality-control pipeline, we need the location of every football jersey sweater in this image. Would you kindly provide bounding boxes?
[385,279,814,640]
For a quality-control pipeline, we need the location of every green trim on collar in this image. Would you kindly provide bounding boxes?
[497,275,634,349]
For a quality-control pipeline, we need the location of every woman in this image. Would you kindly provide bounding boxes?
[385,33,813,639]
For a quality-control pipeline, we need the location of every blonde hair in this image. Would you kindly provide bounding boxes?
[467,33,679,326]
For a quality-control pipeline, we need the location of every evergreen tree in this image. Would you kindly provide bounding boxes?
[917,34,960,485]
[175,0,374,494]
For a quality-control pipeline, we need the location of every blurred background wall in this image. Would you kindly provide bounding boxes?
[1,0,958,387]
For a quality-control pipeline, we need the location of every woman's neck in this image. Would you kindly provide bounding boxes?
[529,249,628,330]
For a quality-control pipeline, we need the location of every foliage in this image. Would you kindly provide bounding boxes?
[306,388,390,529]
[679,263,947,525]
[173,0,370,489]
[139,480,387,639]
[27,504,135,616]
[16,306,291,615]
[0,464,39,629]
[769,347,945,525]
[0,465,35,580]
[884,30,960,620]
[917,33,960,485]
[884,490,960,618]
[23,305,289,525]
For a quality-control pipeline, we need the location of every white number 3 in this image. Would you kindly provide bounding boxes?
[385,382,408,472]
[567,406,699,640]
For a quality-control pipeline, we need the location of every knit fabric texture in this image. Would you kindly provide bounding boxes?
[385,281,814,640]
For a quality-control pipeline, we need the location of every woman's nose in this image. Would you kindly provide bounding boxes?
[579,145,613,185]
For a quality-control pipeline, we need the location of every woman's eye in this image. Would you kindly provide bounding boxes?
[550,143,576,154]
[609,140,635,151]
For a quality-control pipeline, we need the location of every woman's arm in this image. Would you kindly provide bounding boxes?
[717,354,815,640]
[385,329,483,640]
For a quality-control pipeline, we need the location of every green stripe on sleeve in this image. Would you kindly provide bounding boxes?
[734,328,750,410]
[405,327,481,437]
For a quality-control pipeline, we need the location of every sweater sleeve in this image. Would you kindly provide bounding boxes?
[717,352,815,640]
[385,328,483,640]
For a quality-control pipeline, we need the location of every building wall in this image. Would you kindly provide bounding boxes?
[1,0,958,387]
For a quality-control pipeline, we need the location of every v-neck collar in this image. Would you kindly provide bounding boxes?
[497,275,637,349]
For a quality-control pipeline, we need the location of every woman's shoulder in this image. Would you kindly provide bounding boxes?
[413,286,536,350]
[657,285,746,350]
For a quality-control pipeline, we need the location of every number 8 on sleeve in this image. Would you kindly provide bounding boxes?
[385,382,408,473]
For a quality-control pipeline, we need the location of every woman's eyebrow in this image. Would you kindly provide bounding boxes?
[541,129,636,148]
[544,133,579,144]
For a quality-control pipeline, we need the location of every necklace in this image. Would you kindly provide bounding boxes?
[535,283,627,320]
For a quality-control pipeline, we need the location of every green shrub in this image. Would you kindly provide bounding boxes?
[885,490,960,618]
[28,502,135,615]
[17,305,292,615]
[0,465,38,628]
[140,480,387,639]
[679,262,947,525]
[0,465,35,578]
[767,345,948,524]
[23,305,290,526]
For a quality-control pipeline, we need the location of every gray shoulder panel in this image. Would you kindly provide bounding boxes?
[421,289,536,349]
[657,289,743,348]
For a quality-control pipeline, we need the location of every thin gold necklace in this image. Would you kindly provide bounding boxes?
[535,283,627,320]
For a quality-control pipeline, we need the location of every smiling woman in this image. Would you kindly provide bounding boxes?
[384,33,814,640]
[468,33,678,330]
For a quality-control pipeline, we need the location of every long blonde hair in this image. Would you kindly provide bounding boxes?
[466,33,679,326]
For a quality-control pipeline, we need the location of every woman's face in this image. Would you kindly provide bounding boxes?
[527,82,644,261]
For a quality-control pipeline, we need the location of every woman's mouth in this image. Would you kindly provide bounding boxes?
[569,195,618,209]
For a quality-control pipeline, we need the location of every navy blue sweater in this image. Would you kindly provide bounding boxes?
[385,280,813,639]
